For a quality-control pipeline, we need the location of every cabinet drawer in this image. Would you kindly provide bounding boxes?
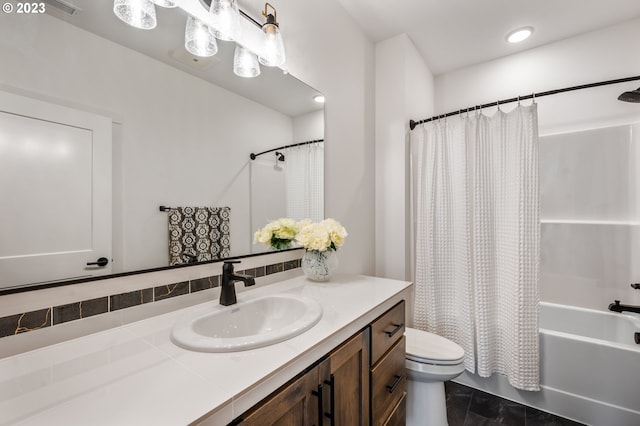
[371,301,405,365]
[371,336,406,426]
[383,392,406,426]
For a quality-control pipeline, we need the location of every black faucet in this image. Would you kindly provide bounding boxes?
[608,300,640,315]
[220,260,256,306]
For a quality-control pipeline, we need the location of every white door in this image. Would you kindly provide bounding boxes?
[0,91,112,289]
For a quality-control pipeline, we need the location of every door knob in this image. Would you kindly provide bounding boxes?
[86,257,109,267]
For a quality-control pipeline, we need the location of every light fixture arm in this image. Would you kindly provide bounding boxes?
[262,2,278,27]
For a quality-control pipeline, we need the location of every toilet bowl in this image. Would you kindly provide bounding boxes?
[405,327,465,426]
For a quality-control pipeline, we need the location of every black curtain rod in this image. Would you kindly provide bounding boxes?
[250,139,324,160]
[409,75,640,131]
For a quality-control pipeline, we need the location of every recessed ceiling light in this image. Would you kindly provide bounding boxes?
[506,26,534,43]
[313,95,325,103]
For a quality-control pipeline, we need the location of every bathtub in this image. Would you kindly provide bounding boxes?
[455,302,640,426]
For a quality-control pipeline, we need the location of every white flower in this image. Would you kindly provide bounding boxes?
[296,218,348,251]
[254,218,300,249]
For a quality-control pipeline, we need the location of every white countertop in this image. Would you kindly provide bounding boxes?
[0,274,412,426]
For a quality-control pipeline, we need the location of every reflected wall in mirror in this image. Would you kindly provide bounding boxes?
[0,0,324,290]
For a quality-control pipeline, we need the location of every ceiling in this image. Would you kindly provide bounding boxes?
[337,0,640,75]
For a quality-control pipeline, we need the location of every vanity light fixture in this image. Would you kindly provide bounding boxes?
[151,0,179,8]
[313,95,325,103]
[233,44,261,78]
[209,0,242,41]
[113,0,157,30]
[185,15,218,57]
[258,3,286,67]
[113,0,286,78]
[506,26,534,43]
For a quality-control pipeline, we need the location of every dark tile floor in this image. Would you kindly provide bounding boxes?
[445,381,586,426]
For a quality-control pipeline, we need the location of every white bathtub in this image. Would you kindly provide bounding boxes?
[455,302,640,426]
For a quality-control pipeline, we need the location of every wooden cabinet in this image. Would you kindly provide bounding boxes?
[318,330,370,425]
[370,301,406,426]
[240,365,320,426]
[234,301,406,426]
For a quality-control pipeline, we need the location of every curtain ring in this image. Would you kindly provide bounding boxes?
[496,100,501,111]
[532,92,536,104]
[517,95,521,106]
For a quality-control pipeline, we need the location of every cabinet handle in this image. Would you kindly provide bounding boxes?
[384,323,404,338]
[386,374,404,394]
[311,384,323,426]
[323,374,335,426]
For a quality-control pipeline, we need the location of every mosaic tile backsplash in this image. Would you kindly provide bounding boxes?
[0,260,300,339]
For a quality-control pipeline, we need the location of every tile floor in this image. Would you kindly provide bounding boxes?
[445,382,586,426]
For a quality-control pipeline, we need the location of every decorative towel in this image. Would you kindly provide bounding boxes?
[168,207,231,265]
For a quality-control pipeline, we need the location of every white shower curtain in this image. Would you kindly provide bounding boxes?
[284,142,324,222]
[411,104,540,391]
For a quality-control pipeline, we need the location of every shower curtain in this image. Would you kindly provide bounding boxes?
[284,142,324,222]
[411,104,540,391]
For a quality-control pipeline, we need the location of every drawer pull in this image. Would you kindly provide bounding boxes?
[311,384,323,426]
[386,374,404,394]
[384,323,404,338]
[323,374,335,426]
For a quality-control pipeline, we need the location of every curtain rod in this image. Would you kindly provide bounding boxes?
[249,139,324,160]
[409,75,640,131]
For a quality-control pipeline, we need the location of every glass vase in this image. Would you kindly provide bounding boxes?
[301,250,338,282]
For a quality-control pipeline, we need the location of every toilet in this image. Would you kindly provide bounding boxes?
[405,327,466,426]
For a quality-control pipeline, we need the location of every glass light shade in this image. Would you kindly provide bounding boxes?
[259,23,286,67]
[209,0,241,41]
[151,0,178,7]
[233,45,261,78]
[185,16,218,57]
[113,0,157,30]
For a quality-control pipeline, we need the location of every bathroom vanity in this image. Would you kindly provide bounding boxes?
[0,274,412,425]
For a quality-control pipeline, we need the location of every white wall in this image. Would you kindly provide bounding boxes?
[433,18,640,309]
[292,110,324,143]
[375,34,434,280]
[0,13,292,273]
[259,0,376,274]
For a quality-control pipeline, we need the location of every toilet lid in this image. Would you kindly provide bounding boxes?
[405,327,465,365]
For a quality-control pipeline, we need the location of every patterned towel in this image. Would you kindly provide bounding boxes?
[168,207,231,265]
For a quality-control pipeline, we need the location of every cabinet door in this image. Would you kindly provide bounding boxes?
[240,365,321,426]
[319,329,370,426]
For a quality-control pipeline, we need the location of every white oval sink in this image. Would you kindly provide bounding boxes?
[170,294,323,352]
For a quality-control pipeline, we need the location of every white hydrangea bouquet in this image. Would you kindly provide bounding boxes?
[254,218,348,281]
[295,218,348,252]
[253,218,300,250]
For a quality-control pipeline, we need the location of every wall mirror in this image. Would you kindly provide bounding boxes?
[0,0,324,291]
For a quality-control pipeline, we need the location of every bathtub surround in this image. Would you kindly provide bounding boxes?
[453,302,640,425]
[411,105,540,391]
[0,250,302,357]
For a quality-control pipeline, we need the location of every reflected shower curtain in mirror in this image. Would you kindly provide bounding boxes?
[411,105,540,390]
[284,142,324,222]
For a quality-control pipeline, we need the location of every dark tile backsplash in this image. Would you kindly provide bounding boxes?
[154,281,189,302]
[0,258,300,339]
[0,308,52,338]
[53,297,109,325]
[190,275,220,292]
[110,289,154,311]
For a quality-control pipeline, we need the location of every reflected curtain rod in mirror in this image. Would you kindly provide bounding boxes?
[250,139,324,160]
